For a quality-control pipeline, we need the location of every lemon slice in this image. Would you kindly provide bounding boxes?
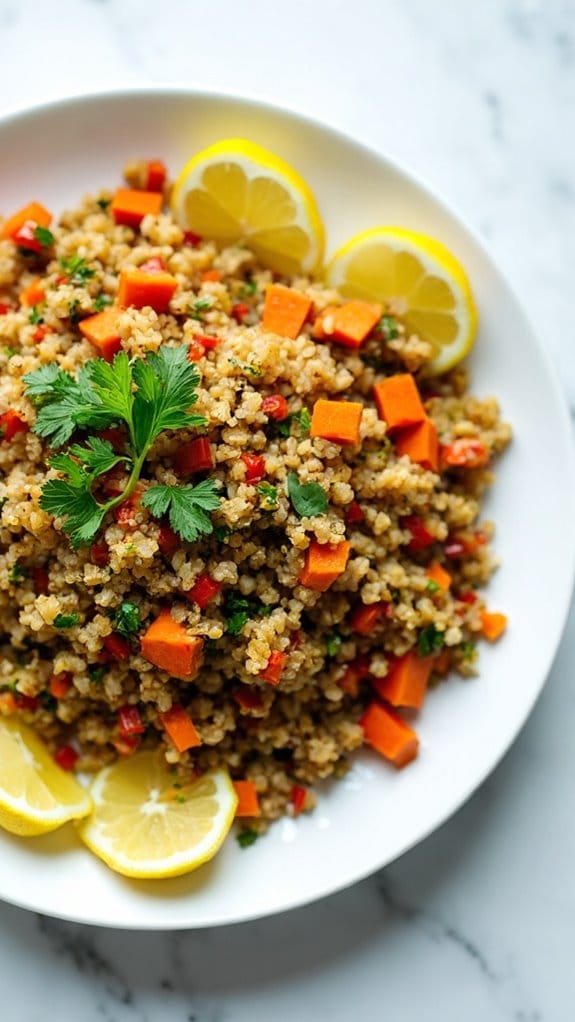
[171,138,325,276]
[0,718,91,836]
[325,227,477,373]
[77,752,238,879]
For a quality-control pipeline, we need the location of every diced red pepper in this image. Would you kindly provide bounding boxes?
[441,438,490,469]
[31,565,49,594]
[233,687,265,712]
[33,325,52,343]
[113,734,142,757]
[49,672,73,699]
[114,501,137,526]
[157,524,179,558]
[139,255,166,273]
[262,394,289,421]
[193,332,219,350]
[345,501,365,526]
[291,784,308,816]
[145,159,167,192]
[186,573,221,609]
[54,745,78,771]
[445,530,487,558]
[259,650,287,686]
[404,515,434,553]
[173,436,214,476]
[98,426,125,452]
[14,693,40,712]
[291,629,302,650]
[13,220,46,254]
[103,633,131,661]
[241,453,266,483]
[339,655,372,697]
[187,339,206,362]
[231,302,250,323]
[0,410,28,441]
[458,590,477,605]
[118,704,145,737]
[349,602,391,635]
[0,303,12,315]
[183,230,202,246]
[89,541,109,567]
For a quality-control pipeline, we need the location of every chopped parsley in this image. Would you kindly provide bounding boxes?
[53,612,80,629]
[236,827,259,848]
[325,632,342,658]
[112,601,141,638]
[214,525,232,543]
[24,345,216,547]
[94,293,113,312]
[59,255,96,286]
[286,472,328,518]
[3,346,18,359]
[39,691,57,712]
[28,305,44,325]
[34,225,55,249]
[88,664,106,684]
[227,356,263,378]
[277,407,311,438]
[189,297,213,320]
[459,641,477,661]
[223,592,271,635]
[418,624,445,657]
[257,482,278,509]
[8,563,27,584]
[96,197,111,211]
[379,314,399,341]
[426,580,441,594]
[239,279,258,298]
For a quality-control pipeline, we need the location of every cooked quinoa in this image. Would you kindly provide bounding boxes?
[0,162,511,827]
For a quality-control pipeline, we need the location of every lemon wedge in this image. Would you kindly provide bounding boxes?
[325,227,477,373]
[0,718,91,836]
[77,752,238,879]
[171,138,324,276]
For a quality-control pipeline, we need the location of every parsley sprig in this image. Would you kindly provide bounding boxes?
[24,346,220,547]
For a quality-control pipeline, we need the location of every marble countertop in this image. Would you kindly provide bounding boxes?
[1,0,574,1019]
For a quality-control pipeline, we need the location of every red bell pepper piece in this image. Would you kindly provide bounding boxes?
[231,302,250,322]
[49,672,73,699]
[241,453,266,483]
[183,230,202,246]
[261,394,289,421]
[186,573,221,609]
[103,633,131,661]
[345,501,365,525]
[54,745,79,771]
[157,524,180,558]
[145,159,167,192]
[403,515,434,552]
[139,255,166,273]
[31,565,49,594]
[259,650,286,686]
[291,785,308,816]
[193,332,219,350]
[118,705,145,737]
[233,687,265,711]
[90,540,110,567]
[0,410,28,441]
[173,437,214,475]
[187,339,206,362]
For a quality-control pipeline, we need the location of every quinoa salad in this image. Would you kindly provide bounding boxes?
[0,158,511,834]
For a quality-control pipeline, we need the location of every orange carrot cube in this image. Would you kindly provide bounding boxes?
[360,701,419,767]
[233,780,261,817]
[79,308,122,362]
[310,398,363,445]
[141,610,203,680]
[299,539,351,592]
[118,267,177,313]
[111,188,163,228]
[372,651,434,709]
[373,373,426,431]
[262,284,312,339]
[1,201,52,240]
[426,562,452,592]
[395,417,439,472]
[480,611,508,642]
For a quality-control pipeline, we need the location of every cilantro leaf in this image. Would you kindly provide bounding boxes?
[68,437,127,476]
[28,305,44,325]
[426,580,441,594]
[53,612,80,628]
[132,346,206,453]
[40,477,106,547]
[257,482,278,508]
[286,473,328,518]
[34,226,54,248]
[94,293,113,312]
[325,632,342,657]
[24,365,87,447]
[82,352,134,427]
[141,479,220,543]
[59,256,96,286]
[379,314,399,341]
[237,827,259,848]
[418,624,445,657]
[112,601,141,638]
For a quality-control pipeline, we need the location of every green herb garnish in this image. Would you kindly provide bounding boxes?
[28,305,44,325]
[239,279,258,298]
[326,633,342,658]
[40,691,57,711]
[214,525,232,543]
[257,482,278,509]
[418,624,445,657]
[277,407,311,439]
[286,472,328,518]
[426,580,441,594]
[94,293,113,312]
[237,827,259,848]
[8,563,27,584]
[24,345,217,547]
[3,346,18,359]
[88,664,106,683]
[227,357,263,378]
[53,612,80,629]
[96,197,111,211]
[112,601,141,638]
[459,641,477,661]
[34,226,54,249]
[189,298,213,320]
[379,314,399,341]
[59,256,96,286]
[223,592,271,634]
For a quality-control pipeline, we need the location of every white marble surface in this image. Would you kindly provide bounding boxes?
[0,0,574,1018]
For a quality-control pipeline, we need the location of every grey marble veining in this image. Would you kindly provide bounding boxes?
[0,1,573,1020]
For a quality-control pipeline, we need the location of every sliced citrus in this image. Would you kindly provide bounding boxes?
[0,718,91,836]
[325,227,477,373]
[76,752,238,879]
[171,138,324,276]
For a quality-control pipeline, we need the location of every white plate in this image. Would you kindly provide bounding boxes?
[0,88,573,930]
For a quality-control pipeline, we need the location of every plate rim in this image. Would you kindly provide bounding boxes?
[0,85,574,929]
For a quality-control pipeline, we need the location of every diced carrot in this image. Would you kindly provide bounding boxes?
[339,656,372,697]
[441,437,490,469]
[111,187,163,228]
[20,277,45,307]
[310,398,363,445]
[291,784,309,816]
[200,269,222,283]
[395,417,439,472]
[480,611,508,642]
[159,703,202,752]
[259,650,286,686]
[372,651,434,709]
[233,780,261,817]
[79,308,122,362]
[0,692,17,716]
[118,266,177,313]
[311,305,338,339]
[349,603,390,635]
[141,609,204,680]
[1,202,52,241]
[299,539,351,592]
[49,672,73,699]
[262,284,312,339]
[33,325,53,343]
[426,562,452,592]
[173,437,213,476]
[0,410,28,441]
[373,374,426,431]
[145,159,167,192]
[320,300,383,348]
[360,701,419,767]
[187,339,206,362]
